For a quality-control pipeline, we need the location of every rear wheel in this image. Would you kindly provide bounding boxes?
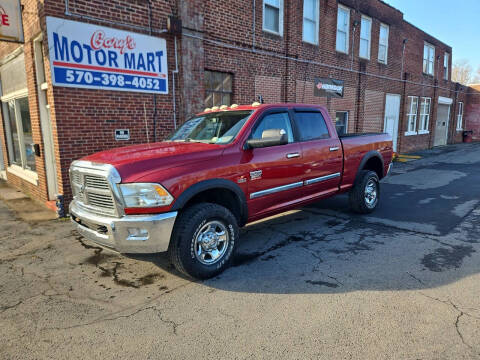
[349,170,380,214]
[168,203,238,279]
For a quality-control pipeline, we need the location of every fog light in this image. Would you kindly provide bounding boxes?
[126,228,149,241]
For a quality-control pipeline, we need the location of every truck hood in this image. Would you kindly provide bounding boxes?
[82,141,223,182]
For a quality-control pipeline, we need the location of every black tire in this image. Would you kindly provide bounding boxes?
[168,203,238,279]
[349,170,380,214]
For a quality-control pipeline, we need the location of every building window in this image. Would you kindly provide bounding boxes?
[423,43,435,75]
[2,96,36,172]
[204,71,233,108]
[335,111,348,135]
[444,53,449,80]
[293,112,330,141]
[263,0,283,36]
[336,5,350,54]
[406,96,419,135]
[378,23,389,64]
[457,102,464,130]
[359,15,372,59]
[419,97,431,133]
[303,0,319,45]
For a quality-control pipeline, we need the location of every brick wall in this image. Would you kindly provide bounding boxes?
[0,0,49,201]
[466,85,480,140]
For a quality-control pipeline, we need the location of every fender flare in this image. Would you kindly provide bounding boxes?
[170,179,248,226]
[354,151,385,182]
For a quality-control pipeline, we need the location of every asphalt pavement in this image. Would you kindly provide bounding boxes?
[1,143,480,359]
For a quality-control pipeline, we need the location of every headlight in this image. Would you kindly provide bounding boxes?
[119,183,174,208]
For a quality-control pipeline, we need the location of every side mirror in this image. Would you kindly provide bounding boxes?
[245,129,288,149]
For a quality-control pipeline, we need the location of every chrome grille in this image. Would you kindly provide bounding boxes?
[70,163,121,217]
[72,171,82,185]
[85,175,110,190]
[87,193,115,209]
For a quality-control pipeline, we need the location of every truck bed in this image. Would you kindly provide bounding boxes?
[339,132,393,190]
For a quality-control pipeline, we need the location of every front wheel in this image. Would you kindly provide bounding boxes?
[168,203,238,279]
[349,170,380,214]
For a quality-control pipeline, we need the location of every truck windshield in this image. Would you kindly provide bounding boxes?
[168,110,253,144]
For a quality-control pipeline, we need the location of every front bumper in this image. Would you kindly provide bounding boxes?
[70,201,177,253]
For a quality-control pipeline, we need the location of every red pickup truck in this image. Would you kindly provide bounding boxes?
[70,103,393,279]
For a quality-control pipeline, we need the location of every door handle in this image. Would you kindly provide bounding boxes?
[286,153,300,159]
[329,147,340,152]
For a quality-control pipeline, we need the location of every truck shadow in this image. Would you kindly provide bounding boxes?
[129,197,480,294]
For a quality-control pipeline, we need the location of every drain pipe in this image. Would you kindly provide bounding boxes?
[148,0,158,142]
[172,36,179,130]
[65,0,72,15]
[351,20,358,70]
[252,0,256,52]
[401,39,408,80]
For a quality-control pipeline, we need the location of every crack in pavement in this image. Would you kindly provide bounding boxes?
[0,301,22,313]
[417,292,480,355]
[44,303,183,335]
[406,272,427,286]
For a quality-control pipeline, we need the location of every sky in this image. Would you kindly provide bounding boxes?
[383,0,480,72]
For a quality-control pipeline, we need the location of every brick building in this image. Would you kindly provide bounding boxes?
[0,0,479,209]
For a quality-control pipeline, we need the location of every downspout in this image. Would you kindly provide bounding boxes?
[65,0,72,15]
[252,0,256,52]
[172,36,179,129]
[148,0,158,142]
[351,21,358,70]
[401,39,407,79]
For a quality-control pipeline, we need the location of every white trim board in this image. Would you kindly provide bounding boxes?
[438,96,453,105]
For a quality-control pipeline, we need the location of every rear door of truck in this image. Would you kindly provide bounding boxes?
[291,107,343,198]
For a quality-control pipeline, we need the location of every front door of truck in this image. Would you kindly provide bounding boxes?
[292,108,343,199]
[242,110,304,218]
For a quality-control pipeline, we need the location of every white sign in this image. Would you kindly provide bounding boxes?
[0,0,24,43]
[115,129,130,141]
[46,17,168,94]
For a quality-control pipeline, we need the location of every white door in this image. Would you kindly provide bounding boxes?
[384,94,401,152]
[434,104,450,147]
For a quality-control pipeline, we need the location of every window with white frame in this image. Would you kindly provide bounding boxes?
[263,0,283,35]
[419,97,431,132]
[303,0,319,44]
[457,102,464,130]
[1,53,38,184]
[359,15,372,59]
[336,5,350,53]
[423,43,435,75]
[378,23,389,64]
[444,53,449,80]
[335,111,348,135]
[406,96,419,134]
[2,95,36,173]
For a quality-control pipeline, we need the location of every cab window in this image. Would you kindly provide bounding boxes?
[251,112,294,143]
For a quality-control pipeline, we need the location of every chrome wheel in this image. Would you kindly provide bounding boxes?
[194,221,229,265]
[364,179,378,209]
